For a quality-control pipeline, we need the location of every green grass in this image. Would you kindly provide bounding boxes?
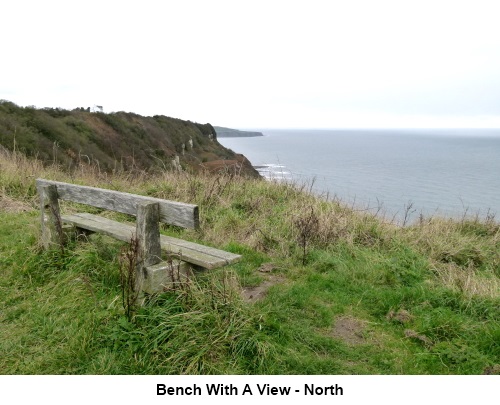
[1,148,499,374]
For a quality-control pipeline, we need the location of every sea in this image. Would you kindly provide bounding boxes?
[218,129,500,224]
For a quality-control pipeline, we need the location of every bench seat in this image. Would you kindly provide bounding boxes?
[62,213,241,270]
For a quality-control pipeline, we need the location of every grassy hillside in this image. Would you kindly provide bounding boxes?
[0,100,258,177]
[1,148,499,374]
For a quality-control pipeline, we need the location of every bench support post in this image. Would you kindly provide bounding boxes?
[143,261,193,294]
[135,202,162,303]
[40,184,65,250]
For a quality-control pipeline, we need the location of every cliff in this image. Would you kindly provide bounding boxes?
[0,100,260,177]
[214,126,264,138]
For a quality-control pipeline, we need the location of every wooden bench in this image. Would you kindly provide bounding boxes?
[36,179,241,295]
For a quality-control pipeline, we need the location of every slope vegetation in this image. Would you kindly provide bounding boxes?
[0,100,258,177]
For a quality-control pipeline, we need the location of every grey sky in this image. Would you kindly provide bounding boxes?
[1,0,499,128]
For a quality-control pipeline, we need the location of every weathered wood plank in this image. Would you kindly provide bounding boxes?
[161,232,240,268]
[40,184,64,249]
[159,234,241,264]
[36,179,199,229]
[62,213,136,241]
[61,213,241,269]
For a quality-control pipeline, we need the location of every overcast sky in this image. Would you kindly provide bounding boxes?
[2,0,500,128]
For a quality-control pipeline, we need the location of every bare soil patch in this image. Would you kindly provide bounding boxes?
[330,316,367,345]
[241,263,284,303]
[483,364,500,375]
[404,329,433,347]
[386,309,414,324]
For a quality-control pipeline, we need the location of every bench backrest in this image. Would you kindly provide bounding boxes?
[36,179,199,229]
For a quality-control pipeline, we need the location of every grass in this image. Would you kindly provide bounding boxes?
[1,147,499,374]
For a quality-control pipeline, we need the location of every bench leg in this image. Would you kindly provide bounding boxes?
[135,202,162,305]
[39,184,65,250]
[143,260,193,294]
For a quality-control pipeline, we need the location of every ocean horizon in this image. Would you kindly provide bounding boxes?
[219,128,500,224]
